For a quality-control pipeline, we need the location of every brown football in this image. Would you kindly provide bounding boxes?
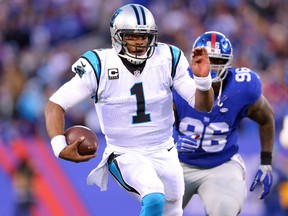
[64,125,98,155]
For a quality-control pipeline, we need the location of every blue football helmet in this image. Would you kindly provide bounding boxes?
[193,31,233,82]
[110,4,158,65]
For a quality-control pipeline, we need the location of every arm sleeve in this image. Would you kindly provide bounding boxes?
[172,54,197,108]
[173,77,197,108]
[49,75,92,111]
[50,58,97,111]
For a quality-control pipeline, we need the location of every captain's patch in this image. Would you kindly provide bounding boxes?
[108,68,119,80]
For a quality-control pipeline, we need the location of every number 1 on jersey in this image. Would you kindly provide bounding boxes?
[131,83,151,124]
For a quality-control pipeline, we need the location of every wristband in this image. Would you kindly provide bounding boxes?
[193,74,212,91]
[261,151,272,165]
[51,135,67,158]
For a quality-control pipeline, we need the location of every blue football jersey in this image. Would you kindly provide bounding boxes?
[173,67,262,168]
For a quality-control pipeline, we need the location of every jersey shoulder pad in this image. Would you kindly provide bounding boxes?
[72,50,102,82]
[230,67,262,87]
[228,67,262,104]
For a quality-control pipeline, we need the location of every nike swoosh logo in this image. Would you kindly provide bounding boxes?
[81,61,86,67]
[167,146,174,151]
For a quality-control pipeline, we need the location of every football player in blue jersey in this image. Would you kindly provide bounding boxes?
[173,31,275,216]
[45,4,214,216]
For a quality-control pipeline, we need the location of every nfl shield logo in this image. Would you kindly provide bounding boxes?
[134,70,141,77]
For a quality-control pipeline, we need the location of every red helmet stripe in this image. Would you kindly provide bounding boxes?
[211,32,216,48]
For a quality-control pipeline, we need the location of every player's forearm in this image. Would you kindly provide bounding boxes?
[249,95,275,156]
[194,88,214,112]
[259,122,275,154]
[257,108,275,165]
[192,69,214,112]
[45,100,66,139]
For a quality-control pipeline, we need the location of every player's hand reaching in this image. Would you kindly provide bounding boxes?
[249,165,273,199]
[59,137,97,163]
[191,47,210,77]
[176,135,200,153]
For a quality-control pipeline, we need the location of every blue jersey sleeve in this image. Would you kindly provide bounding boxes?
[229,67,262,106]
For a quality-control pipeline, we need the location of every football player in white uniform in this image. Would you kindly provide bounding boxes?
[45,4,214,216]
[173,31,275,216]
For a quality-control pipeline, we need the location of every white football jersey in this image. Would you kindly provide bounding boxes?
[50,43,197,148]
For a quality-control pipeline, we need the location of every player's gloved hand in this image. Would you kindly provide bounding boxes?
[176,135,200,153]
[249,165,273,199]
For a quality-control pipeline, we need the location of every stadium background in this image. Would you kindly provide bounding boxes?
[0,0,287,215]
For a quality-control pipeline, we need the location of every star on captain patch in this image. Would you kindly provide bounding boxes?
[108,68,119,80]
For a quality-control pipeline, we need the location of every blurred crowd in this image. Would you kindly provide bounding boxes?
[0,0,287,215]
[0,0,287,136]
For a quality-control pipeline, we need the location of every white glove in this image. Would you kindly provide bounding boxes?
[176,135,200,153]
[249,165,273,199]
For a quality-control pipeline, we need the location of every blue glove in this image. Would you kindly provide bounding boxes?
[176,135,200,153]
[249,165,273,199]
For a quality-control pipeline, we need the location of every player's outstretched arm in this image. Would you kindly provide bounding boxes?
[45,101,96,162]
[191,47,214,112]
[247,95,274,154]
[247,95,275,199]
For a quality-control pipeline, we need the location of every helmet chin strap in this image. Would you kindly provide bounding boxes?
[118,53,146,65]
[118,47,148,65]
[211,67,229,107]
[217,80,223,107]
